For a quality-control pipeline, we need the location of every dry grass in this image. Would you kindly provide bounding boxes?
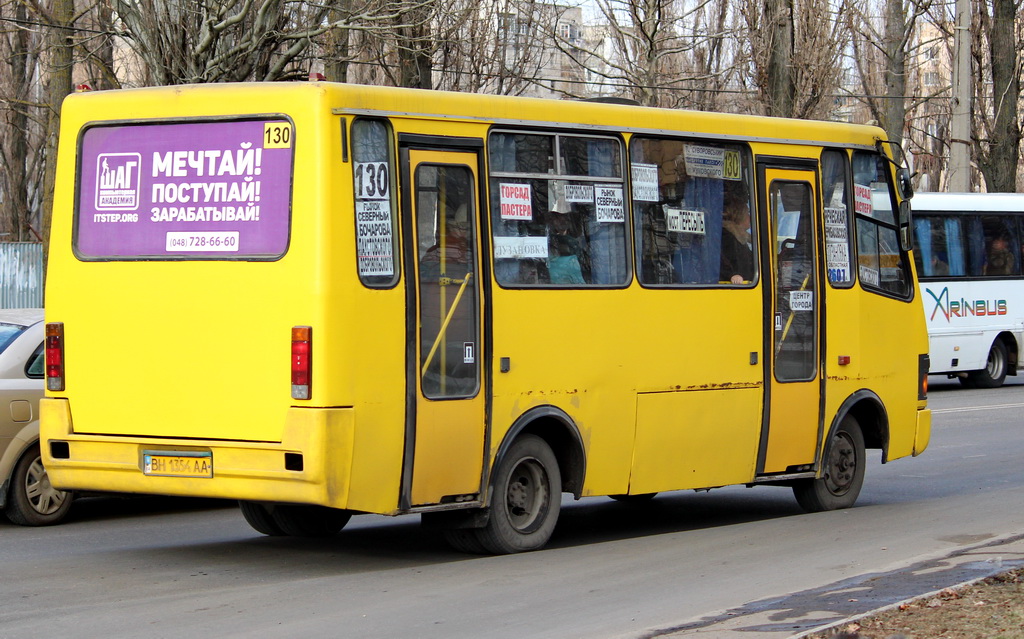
[807,567,1024,639]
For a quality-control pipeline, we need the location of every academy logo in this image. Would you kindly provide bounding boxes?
[96,153,141,210]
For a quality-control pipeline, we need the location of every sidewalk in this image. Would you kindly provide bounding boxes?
[649,533,1024,638]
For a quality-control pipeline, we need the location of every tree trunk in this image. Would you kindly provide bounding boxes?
[324,0,351,82]
[41,0,75,260]
[3,1,32,240]
[765,0,794,117]
[881,0,907,147]
[980,0,1020,192]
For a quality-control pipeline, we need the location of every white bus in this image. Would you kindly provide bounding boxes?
[912,192,1024,387]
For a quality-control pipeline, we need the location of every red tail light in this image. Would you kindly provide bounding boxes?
[46,323,65,391]
[291,326,311,400]
[919,353,930,400]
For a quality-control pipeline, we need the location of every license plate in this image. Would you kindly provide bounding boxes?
[143,451,213,478]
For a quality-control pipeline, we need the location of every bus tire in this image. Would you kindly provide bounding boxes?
[442,528,490,554]
[6,444,73,526]
[239,501,286,536]
[793,415,865,513]
[610,493,657,503]
[966,340,1008,389]
[271,505,351,537]
[477,434,561,554]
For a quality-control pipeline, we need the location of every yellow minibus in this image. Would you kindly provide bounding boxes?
[42,82,931,552]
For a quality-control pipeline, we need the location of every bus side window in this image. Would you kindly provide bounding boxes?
[851,151,911,298]
[821,149,854,287]
[488,132,628,288]
[630,137,755,286]
[352,118,399,287]
[913,216,954,277]
[980,215,1020,276]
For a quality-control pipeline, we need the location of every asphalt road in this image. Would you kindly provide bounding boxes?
[2,377,1023,639]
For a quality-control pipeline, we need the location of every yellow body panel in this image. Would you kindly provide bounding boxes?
[41,82,929,518]
[631,389,761,494]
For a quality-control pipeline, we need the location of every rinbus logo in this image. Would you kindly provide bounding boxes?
[95,153,142,210]
[926,286,1007,322]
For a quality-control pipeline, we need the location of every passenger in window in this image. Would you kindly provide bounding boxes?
[986,236,1014,275]
[422,217,472,280]
[931,253,950,276]
[548,212,586,284]
[719,186,754,284]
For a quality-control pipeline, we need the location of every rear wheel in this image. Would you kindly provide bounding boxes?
[476,435,561,554]
[964,340,1008,389]
[271,505,351,537]
[793,415,865,512]
[239,501,285,536]
[610,493,657,503]
[6,444,73,526]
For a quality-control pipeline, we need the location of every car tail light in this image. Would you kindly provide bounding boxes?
[291,326,311,400]
[46,323,65,391]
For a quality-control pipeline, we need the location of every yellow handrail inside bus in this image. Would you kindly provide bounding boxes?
[777,273,811,354]
[421,272,473,376]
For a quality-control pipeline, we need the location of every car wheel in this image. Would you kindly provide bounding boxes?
[6,443,73,526]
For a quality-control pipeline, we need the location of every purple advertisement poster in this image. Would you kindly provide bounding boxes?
[76,119,294,259]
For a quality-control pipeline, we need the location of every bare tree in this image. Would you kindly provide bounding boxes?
[556,0,741,109]
[113,0,448,86]
[428,0,546,95]
[972,0,1021,192]
[740,0,848,119]
[1,0,122,245]
[847,0,932,149]
[39,0,74,253]
[0,0,44,241]
[113,0,318,84]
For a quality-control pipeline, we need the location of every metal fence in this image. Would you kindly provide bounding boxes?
[0,242,44,309]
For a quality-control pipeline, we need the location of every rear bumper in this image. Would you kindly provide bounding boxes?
[914,407,931,456]
[40,398,358,509]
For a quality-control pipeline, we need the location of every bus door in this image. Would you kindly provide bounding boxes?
[758,164,822,474]
[401,145,487,508]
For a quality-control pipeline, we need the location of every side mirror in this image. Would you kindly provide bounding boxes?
[898,199,913,252]
[896,167,914,201]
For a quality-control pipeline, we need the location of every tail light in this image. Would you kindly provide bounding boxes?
[46,323,65,391]
[291,326,311,400]
[918,353,930,400]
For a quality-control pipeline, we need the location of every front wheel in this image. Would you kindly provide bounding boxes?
[964,340,1008,389]
[793,416,865,513]
[5,444,73,526]
[473,435,562,554]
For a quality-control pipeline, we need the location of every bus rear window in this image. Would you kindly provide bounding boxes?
[75,118,294,260]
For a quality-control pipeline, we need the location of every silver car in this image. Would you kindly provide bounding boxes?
[0,309,72,525]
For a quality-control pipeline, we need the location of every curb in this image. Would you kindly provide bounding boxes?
[790,536,1024,638]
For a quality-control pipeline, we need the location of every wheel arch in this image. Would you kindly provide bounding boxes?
[827,390,890,464]
[995,331,1019,375]
[491,405,586,499]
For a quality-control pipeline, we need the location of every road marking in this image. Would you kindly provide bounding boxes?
[932,402,1024,414]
